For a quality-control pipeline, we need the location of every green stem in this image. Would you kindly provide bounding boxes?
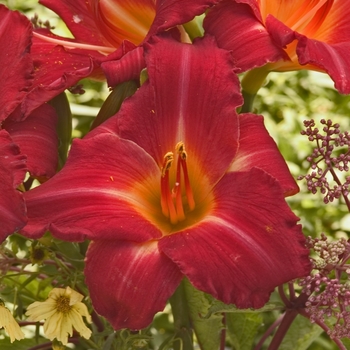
[241,90,257,113]
[169,280,194,350]
[267,309,298,350]
[183,18,203,40]
[240,66,270,113]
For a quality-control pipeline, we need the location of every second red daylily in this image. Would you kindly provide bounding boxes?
[204,0,350,94]
[22,0,219,115]
[21,34,310,330]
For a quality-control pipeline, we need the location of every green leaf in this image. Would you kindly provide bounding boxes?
[0,337,47,350]
[48,92,72,169]
[90,80,138,130]
[102,332,116,350]
[226,312,263,350]
[341,337,350,350]
[206,299,283,318]
[279,315,324,350]
[183,279,223,350]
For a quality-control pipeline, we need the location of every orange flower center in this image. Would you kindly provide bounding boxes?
[160,142,196,225]
[98,0,157,46]
[260,0,334,38]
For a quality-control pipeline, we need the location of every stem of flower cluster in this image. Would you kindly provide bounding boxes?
[169,280,194,350]
[267,309,298,350]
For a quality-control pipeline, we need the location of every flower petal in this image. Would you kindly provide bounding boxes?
[0,130,27,241]
[39,0,109,46]
[0,5,33,122]
[296,37,350,94]
[160,168,310,308]
[3,104,58,178]
[68,309,91,339]
[229,113,298,196]
[150,0,219,36]
[204,0,290,73]
[21,133,162,241]
[105,34,241,186]
[20,30,98,117]
[101,43,145,87]
[85,240,183,330]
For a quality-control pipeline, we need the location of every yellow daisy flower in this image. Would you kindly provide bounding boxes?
[0,301,25,343]
[26,286,92,345]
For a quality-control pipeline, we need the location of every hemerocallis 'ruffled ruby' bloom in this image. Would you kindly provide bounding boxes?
[0,130,27,242]
[22,0,219,115]
[21,34,310,330]
[204,0,350,94]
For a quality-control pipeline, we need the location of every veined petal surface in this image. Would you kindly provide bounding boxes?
[3,104,58,178]
[0,130,27,241]
[204,0,350,92]
[39,0,111,46]
[160,168,310,308]
[230,113,298,196]
[203,0,290,73]
[21,30,98,117]
[0,5,33,122]
[85,240,183,330]
[151,0,219,35]
[21,133,162,241]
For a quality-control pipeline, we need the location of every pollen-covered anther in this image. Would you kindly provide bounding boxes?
[161,152,174,177]
[160,142,196,225]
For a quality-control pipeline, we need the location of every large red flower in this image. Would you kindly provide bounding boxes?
[21,35,310,330]
[22,0,219,115]
[204,0,350,93]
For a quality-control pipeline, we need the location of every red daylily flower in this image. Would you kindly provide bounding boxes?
[0,130,27,241]
[0,4,33,122]
[204,0,350,93]
[21,35,310,330]
[23,0,219,115]
[0,5,58,178]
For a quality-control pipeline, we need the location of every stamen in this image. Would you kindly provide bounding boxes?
[160,153,178,224]
[160,142,195,224]
[176,141,195,211]
[161,152,174,177]
[174,157,185,221]
[181,158,195,211]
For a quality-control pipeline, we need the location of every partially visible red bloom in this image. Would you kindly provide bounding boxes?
[23,0,219,115]
[0,130,27,241]
[0,5,58,178]
[204,0,350,93]
[21,35,310,330]
[0,5,33,122]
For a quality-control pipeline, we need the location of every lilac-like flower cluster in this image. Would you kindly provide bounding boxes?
[298,119,350,205]
[299,234,350,339]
